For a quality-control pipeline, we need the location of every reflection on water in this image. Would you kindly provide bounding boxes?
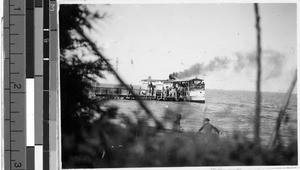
[105,89,297,146]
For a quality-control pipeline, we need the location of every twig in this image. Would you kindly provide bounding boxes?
[75,26,164,130]
[268,70,297,150]
[254,3,262,147]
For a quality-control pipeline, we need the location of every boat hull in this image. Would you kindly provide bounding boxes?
[189,90,205,103]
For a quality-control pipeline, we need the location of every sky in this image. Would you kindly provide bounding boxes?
[85,3,297,93]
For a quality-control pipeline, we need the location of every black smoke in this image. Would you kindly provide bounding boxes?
[169,56,230,79]
[234,50,285,80]
[169,50,286,80]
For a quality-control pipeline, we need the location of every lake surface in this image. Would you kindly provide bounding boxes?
[105,89,297,146]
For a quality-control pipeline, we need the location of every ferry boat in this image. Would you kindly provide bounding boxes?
[93,77,205,103]
[140,77,205,103]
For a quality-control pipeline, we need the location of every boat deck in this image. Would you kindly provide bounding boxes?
[93,87,205,103]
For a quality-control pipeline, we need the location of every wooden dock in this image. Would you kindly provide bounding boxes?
[94,86,156,99]
[95,93,155,100]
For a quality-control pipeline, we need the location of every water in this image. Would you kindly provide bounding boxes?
[105,89,297,146]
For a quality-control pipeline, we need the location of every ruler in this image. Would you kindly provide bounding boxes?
[4,0,27,169]
[3,0,59,168]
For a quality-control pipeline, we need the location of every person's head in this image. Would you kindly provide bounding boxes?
[204,118,210,124]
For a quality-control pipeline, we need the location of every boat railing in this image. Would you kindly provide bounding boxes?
[189,86,205,91]
[95,87,144,96]
[94,84,205,100]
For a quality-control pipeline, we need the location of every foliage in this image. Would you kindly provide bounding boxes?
[62,106,297,168]
[60,4,109,164]
[60,5,105,52]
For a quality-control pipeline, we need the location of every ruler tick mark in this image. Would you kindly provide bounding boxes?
[10,14,25,16]
[11,130,23,132]
[10,52,23,55]
[10,72,19,75]
[5,149,20,152]
[10,92,25,94]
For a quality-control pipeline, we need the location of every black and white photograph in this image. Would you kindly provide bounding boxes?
[59,2,297,168]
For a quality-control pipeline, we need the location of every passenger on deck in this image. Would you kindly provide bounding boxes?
[151,85,155,96]
[173,114,184,133]
[166,86,169,97]
[178,86,183,98]
[200,81,205,89]
[148,82,153,95]
[198,118,220,134]
[161,87,165,99]
[169,87,173,97]
[185,88,190,99]
[170,86,177,98]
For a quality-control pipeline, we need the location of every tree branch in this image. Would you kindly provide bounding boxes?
[268,70,297,150]
[75,26,164,130]
[254,3,262,147]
